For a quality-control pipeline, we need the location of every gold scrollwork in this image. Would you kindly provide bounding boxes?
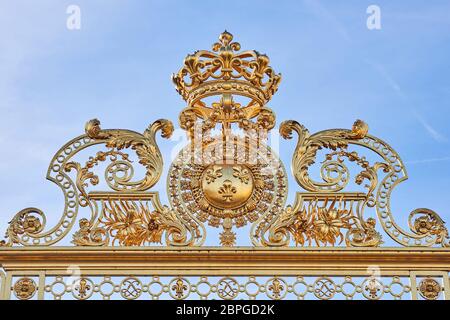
[100,200,186,246]
[1,118,176,247]
[85,118,174,191]
[261,194,382,247]
[3,208,45,246]
[409,209,449,246]
[0,134,102,246]
[1,32,449,251]
[279,119,368,192]
[274,118,449,248]
[72,218,109,246]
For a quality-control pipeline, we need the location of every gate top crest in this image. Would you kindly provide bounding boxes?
[0,31,448,249]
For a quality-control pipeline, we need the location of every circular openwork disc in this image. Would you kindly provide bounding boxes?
[168,138,287,239]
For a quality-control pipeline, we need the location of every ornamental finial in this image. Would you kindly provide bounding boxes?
[212,30,240,51]
[172,32,281,139]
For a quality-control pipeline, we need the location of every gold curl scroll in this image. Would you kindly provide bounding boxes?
[279,119,368,193]
[271,119,449,248]
[85,118,174,191]
[1,135,102,246]
[1,119,176,247]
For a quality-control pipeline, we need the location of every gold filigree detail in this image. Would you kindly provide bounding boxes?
[410,209,449,246]
[74,278,93,300]
[72,218,109,246]
[13,277,37,300]
[218,180,237,202]
[263,194,382,247]
[65,150,130,208]
[346,218,383,247]
[267,278,285,299]
[1,31,449,254]
[419,277,441,300]
[273,118,450,248]
[280,119,368,192]
[313,206,351,246]
[265,198,353,246]
[170,278,189,299]
[363,277,383,300]
[219,229,236,247]
[313,277,336,300]
[233,166,251,184]
[3,208,45,246]
[217,277,239,300]
[173,31,281,112]
[169,139,287,247]
[204,165,223,184]
[85,118,173,191]
[173,32,280,142]
[100,200,185,246]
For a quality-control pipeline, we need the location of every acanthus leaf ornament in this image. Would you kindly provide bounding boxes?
[84,118,174,191]
[260,116,448,247]
[98,200,187,247]
[71,218,109,246]
[279,119,368,193]
[2,208,46,246]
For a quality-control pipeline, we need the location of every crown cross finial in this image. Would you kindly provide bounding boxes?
[212,31,241,52]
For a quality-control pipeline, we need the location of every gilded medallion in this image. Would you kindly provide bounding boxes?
[168,138,287,246]
[201,164,254,210]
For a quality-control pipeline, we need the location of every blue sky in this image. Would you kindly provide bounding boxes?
[0,0,449,246]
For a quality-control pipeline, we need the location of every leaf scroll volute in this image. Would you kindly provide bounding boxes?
[280,119,369,192]
[85,118,174,191]
[2,208,47,246]
[259,205,296,247]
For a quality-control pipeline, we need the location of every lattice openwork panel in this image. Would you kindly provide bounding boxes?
[3,272,449,300]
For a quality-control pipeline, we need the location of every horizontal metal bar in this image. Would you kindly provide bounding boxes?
[1,247,449,273]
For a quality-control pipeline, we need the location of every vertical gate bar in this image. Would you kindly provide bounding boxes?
[38,271,46,300]
[409,272,418,300]
[442,272,450,301]
[4,272,12,300]
[0,269,5,300]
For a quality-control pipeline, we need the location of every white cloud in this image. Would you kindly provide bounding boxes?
[412,110,447,143]
[302,0,352,42]
[364,59,406,99]
[405,156,450,165]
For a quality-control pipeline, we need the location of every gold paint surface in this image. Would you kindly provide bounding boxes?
[201,164,254,210]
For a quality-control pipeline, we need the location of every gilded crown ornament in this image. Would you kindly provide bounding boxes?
[173,31,281,109]
[173,31,281,140]
[0,31,450,301]
[168,32,287,246]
